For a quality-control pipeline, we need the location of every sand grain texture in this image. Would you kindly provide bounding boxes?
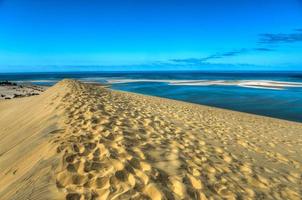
[0,80,301,200]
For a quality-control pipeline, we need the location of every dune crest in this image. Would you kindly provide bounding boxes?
[0,80,301,200]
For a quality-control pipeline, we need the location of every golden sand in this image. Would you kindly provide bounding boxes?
[0,80,301,200]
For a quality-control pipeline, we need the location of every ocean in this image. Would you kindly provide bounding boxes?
[1,71,302,123]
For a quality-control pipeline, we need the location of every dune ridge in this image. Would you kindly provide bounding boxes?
[0,80,302,200]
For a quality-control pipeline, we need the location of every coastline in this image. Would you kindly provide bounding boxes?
[0,80,301,199]
[0,81,46,100]
[111,86,302,125]
[1,71,302,123]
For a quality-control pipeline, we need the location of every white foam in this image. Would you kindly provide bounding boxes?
[107,79,172,84]
[106,79,302,90]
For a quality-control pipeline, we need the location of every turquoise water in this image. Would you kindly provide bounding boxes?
[1,71,302,122]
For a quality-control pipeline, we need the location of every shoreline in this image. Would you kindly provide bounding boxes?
[2,80,302,124]
[111,86,302,125]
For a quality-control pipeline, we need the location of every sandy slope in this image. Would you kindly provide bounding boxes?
[0,82,69,199]
[0,80,301,200]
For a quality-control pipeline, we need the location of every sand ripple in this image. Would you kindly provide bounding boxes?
[51,80,302,200]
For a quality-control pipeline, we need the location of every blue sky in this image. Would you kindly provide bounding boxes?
[0,0,302,72]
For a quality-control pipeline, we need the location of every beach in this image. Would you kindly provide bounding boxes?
[0,81,46,100]
[0,79,301,199]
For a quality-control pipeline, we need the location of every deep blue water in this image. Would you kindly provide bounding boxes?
[1,71,302,123]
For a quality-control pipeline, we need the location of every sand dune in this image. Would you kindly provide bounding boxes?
[0,80,301,200]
